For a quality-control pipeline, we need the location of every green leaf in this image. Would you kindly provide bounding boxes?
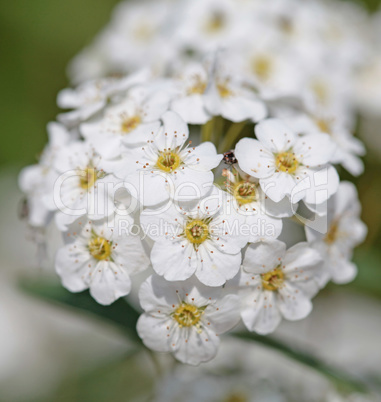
[231,331,368,394]
[20,279,141,342]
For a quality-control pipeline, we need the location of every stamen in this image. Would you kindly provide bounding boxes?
[88,236,112,260]
[275,151,299,173]
[261,266,284,291]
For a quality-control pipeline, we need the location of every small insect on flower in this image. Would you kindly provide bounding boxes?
[223,150,237,165]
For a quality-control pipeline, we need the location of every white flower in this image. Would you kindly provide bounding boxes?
[283,108,365,176]
[104,2,174,75]
[18,122,72,227]
[170,62,212,125]
[222,167,288,243]
[174,0,250,53]
[55,213,149,305]
[42,141,119,231]
[140,187,247,287]
[203,55,267,123]
[136,274,240,365]
[238,240,324,334]
[236,34,305,101]
[57,69,149,127]
[81,86,170,158]
[305,181,367,284]
[235,118,339,205]
[115,111,222,206]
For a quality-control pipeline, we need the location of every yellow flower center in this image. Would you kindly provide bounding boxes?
[311,80,328,105]
[275,151,299,174]
[188,77,207,95]
[205,11,226,33]
[173,303,202,327]
[252,55,273,81]
[79,167,97,190]
[224,393,248,402]
[217,80,233,98]
[184,219,209,245]
[324,220,339,244]
[314,117,333,135]
[233,181,257,205]
[133,22,154,41]
[156,151,181,172]
[261,267,285,291]
[121,115,141,134]
[88,236,111,261]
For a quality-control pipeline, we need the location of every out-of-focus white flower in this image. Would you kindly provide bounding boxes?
[170,62,212,125]
[81,87,170,158]
[235,118,339,205]
[136,274,240,365]
[42,141,120,231]
[103,1,175,75]
[141,187,247,287]
[305,181,367,284]
[203,57,268,123]
[238,240,324,334]
[283,108,366,176]
[153,369,285,402]
[55,212,149,305]
[18,123,72,227]
[174,0,252,54]
[114,111,221,206]
[57,69,150,127]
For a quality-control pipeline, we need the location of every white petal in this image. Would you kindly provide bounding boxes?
[138,275,180,313]
[137,314,176,353]
[184,142,222,171]
[89,261,132,305]
[235,138,275,179]
[255,118,296,153]
[171,167,215,202]
[277,282,312,321]
[330,258,358,285]
[220,96,267,123]
[242,240,286,274]
[195,244,242,287]
[55,243,89,292]
[174,326,219,365]
[241,290,282,335]
[294,133,337,166]
[151,241,197,281]
[205,294,240,334]
[156,111,189,150]
[260,172,299,203]
[303,165,339,206]
[283,242,324,297]
[171,95,211,125]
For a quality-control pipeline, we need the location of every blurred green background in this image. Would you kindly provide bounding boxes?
[0,0,120,167]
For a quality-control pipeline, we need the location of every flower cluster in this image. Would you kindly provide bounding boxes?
[19,0,369,365]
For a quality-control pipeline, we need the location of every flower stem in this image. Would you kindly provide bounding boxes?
[218,120,247,153]
[201,117,216,143]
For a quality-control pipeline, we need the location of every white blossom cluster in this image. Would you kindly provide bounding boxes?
[19,0,370,366]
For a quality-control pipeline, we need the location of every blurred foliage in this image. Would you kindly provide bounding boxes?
[22,279,371,396]
[0,0,120,167]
